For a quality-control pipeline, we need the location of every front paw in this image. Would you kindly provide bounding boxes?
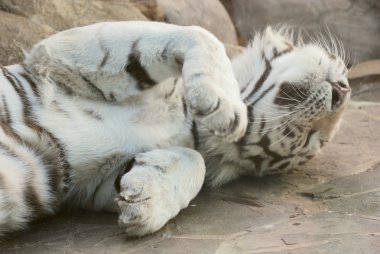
[199,96,247,142]
[185,76,247,141]
[116,174,163,237]
[116,171,176,236]
[116,149,205,237]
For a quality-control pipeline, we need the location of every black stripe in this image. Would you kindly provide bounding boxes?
[125,41,156,90]
[191,121,200,150]
[83,109,102,121]
[114,158,136,193]
[98,50,110,69]
[242,42,293,95]
[182,96,188,118]
[81,75,107,101]
[1,65,20,90]
[25,184,45,218]
[1,95,11,124]
[109,92,116,101]
[272,46,293,60]
[0,92,22,142]
[56,80,75,96]
[0,141,19,158]
[247,155,265,172]
[20,72,39,97]
[276,161,291,170]
[236,105,254,154]
[244,57,272,102]
[251,84,276,106]
[258,135,292,167]
[0,120,23,144]
[0,171,4,189]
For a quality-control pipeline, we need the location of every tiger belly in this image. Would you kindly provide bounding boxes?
[35,76,193,209]
[0,64,193,234]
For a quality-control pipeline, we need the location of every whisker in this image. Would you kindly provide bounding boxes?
[247,105,303,117]
[268,123,301,148]
[288,82,308,98]
[246,112,301,134]
[248,102,296,111]
[259,115,301,135]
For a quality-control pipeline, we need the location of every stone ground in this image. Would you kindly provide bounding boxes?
[1,87,380,253]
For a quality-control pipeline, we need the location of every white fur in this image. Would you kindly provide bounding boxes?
[117,147,205,236]
[0,22,350,237]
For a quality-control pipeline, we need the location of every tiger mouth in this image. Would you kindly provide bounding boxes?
[330,81,350,111]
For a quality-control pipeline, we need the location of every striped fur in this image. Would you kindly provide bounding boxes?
[0,22,350,237]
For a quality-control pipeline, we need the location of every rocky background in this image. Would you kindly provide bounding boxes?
[1,0,379,63]
[0,1,379,253]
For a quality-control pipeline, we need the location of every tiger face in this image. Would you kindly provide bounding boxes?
[233,28,351,177]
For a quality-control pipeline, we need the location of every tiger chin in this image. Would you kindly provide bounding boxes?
[0,21,350,238]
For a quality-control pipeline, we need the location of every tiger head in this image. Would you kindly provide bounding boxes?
[236,27,351,175]
[205,27,351,186]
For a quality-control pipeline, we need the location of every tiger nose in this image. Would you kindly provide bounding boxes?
[331,82,350,110]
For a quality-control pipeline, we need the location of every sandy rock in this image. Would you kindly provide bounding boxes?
[130,0,166,21]
[0,0,147,65]
[0,11,56,65]
[0,0,146,31]
[156,0,238,45]
[225,43,243,59]
[221,0,380,63]
[348,59,380,79]
[348,59,380,103]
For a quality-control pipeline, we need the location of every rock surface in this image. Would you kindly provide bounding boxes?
[1,101,379,253]
[349,60,380,103]
[0,0,147,65]
[0,11,56,66]
[156,0,238,45]
[221,0,380,63]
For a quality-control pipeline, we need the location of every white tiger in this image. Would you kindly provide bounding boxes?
[0,21,350,238]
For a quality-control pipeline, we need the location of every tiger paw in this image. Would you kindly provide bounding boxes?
[185,74,248,142]
[116,174,164,237]
[197,94,247,142]
[115,148,205,237]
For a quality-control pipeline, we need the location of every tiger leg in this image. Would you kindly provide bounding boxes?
[0,140,63,237]
[24,22,247,141]
[114,147,205,237]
